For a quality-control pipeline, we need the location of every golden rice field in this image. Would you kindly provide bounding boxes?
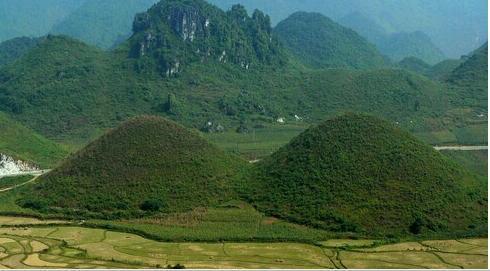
[0,216,487,269]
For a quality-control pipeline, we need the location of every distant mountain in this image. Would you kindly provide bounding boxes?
[0,0,485,57]
[428,59,465,81]
[0,112,67,168]
[449,43,488,87]
[274,12,387,69]
[244,114,487,236]
[50,0,159,49]
[20,116,246,217]
[447,43,488,109]
[208,0,487,58]
[398,56,467,82]
[339,13,446,64]
[337,12,387,46]
[0,37,41,67]
[0,0,84,42]
[398,57,431,75]
[127,0,286,76]
[378,31,446,65]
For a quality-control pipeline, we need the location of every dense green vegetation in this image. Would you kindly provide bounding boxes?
[275,12,387,69]
[20,116,247,218]
[447,43,488,110]
[0,112,67,168]
[0,0,484,153]
[0,37,41,67]
[243,114,487,237]
[0,0,485,166]
[0,35,122,144]
[0,33,468,147]
[51,0,158,49]
[441,150,487,178]
[398,57,431,75]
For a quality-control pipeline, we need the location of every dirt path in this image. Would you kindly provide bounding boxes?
[0,173,44,193]
[0,170,49,179]
[433,146,488,151]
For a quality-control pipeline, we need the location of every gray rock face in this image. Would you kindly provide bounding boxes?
[168,5,205,42]
[129,0,286,77]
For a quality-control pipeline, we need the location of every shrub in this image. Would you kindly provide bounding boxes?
[140,199,164,212]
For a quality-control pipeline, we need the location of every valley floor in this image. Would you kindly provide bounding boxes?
[0,216,486,269]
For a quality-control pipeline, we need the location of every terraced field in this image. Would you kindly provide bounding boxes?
[0,217,486,269]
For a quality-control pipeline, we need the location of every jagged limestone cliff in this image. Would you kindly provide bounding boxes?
[128,0,286,76]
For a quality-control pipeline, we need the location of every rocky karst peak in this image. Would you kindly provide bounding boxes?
[129,0,285,76]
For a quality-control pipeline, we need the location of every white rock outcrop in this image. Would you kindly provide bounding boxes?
[0,153,39,177]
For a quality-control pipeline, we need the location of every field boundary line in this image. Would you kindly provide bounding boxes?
[455,239,487,248]
[431,251,464,269]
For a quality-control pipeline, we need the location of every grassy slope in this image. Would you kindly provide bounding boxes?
[87,202,338,243]
[275,12,388,69]
[441,150,488,178]
[205,123,308,160]
[0,112,67,168]
[0,175,33,190]
[21,116,247,218]
[243,114,487,238]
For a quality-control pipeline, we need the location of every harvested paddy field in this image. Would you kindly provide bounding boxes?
[0,217,486,269]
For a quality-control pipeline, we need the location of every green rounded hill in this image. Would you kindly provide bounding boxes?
[275,12,388,69]
[244,114,487,237]
[21,116,246,217]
